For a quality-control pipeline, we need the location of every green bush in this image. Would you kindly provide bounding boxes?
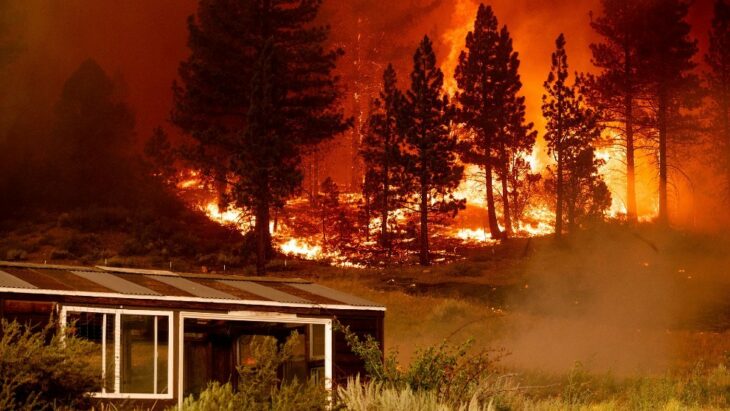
[336,322,505,406]
[0,319,100,410]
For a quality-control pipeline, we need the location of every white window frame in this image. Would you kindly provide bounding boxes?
[59,306,174,400]
[178,311,333,409]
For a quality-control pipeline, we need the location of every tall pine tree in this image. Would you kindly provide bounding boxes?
[172,0,350,274]
[543,35,609,237]
[494,25,537,237]
[360,64,407,253]
[403,36,464,266]
[456,4,534,239]
[587,0,650,222]
[707,0,730,197]
[641,0,700,225]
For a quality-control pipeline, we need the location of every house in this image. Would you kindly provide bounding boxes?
[0,261,385,408]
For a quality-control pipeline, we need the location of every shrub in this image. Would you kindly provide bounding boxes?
[179,332,327,411]
[335,321,505,406]
[0,319,100,410]
[5,248,27,261]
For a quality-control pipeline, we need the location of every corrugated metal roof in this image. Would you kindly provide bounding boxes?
[287,283,380,307]
[71,270,160,296]
[219,280,311,304]
[0,269,37,289]
[0,261,385,311]
[145,275,238,300]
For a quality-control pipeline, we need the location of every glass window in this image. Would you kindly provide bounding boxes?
[66,311,113,392]
[64,308,171,397]
[309,324,325,360]
[121,315,155,393]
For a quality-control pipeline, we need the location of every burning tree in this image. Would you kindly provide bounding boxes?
[543,34,610,237]
[172,0,350,274]
[360,64,408,254]
[402,36,464,266]
[586,0,652,223]
[706,0,730,198]
[455,4,536,239]
[641,0,702,225]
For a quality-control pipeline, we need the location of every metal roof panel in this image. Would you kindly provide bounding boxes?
[71,271,160,296]
[287,283,380,307]
[0,269,38,289]
[146,275,237,299]
[219,280,311,304]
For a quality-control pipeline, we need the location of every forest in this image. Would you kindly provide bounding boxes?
[1,0,730,410]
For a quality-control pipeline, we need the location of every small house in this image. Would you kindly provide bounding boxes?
[0,261,385,408]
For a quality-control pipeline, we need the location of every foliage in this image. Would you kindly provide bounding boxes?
[336,321,503,407]
[402,36,465,266]
[543,34,609,236]
[173,0,350,273]
[455,5,536,239]
[706,0,730,197]
[0,319,99,410]
[360,64,409,251]
[179,332,327,411]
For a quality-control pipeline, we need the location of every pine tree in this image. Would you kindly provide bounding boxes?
[172,0,350,274]
[587,0,650,222]
[360,64,407,253]
[494,25,537,237]
[543,35,610,236]
[403,36,464,266]
[456,4,535,239]
[641,0,701,225]
[144,127,176,184]
[52,59,135,206]
[707,0,730,197]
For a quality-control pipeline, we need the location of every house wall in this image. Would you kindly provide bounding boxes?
[0,291,384,407]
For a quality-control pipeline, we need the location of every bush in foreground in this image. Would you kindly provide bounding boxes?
[0,319,99,410]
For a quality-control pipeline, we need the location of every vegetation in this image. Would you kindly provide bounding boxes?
[0,319,99,410]
[172,0,350,274]
[178,332,327,411]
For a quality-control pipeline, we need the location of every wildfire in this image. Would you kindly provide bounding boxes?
[279,238,322,260]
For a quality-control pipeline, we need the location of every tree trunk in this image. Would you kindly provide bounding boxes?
[500,163,513,238]
[658,89,669,225]
[555,147,564,239]
[624,38,638,223]
[255,180,271,275]
[625,93,638,223]
[381,134,391,253]
[567,176,576,232]
[419,173,429,266]
[485,153,501,239]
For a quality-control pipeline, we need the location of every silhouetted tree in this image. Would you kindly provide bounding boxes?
[173,0,350,274]
[144,127,176,184]
[493,25,537,237]
[360,64,408,253]
[587,0,650,222]
[403,36,464,266]
[641,0,701,225]
[52,59,135,206]
[456,4,534,239]
[544,35,610,236]
[707,0,730,197]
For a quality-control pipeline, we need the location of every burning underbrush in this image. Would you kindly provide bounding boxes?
[176,168,561,268]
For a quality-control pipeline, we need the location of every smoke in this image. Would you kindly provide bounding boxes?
[498,227,730,374]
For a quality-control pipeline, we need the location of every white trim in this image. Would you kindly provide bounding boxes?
[101,313,107,394]
[60,306,174,400]
[0,287,385,312]
[177,311,334,409]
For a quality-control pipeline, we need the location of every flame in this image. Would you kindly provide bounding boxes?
[279,238,322,260]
